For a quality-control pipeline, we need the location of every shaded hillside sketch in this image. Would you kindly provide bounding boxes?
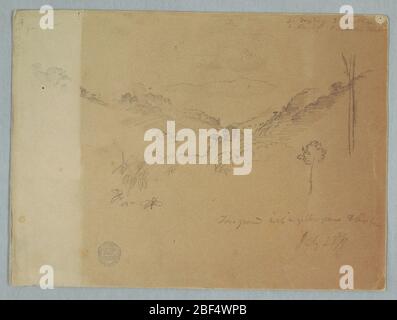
[297,141,327,195]
[230,55,365,155]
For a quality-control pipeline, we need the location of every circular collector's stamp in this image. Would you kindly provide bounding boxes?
[98,241,121,266]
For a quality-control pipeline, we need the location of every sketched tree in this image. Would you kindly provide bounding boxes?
[342,53,357,156]
[297,140,327,195]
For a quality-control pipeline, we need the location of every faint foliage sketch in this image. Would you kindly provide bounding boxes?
[143,197,163,210]
[80,87,108,106]
[32,63,71,88]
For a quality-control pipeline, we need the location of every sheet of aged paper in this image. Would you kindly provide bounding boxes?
[10,10,388,289]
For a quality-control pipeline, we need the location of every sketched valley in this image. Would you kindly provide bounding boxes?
[80,56,365,206]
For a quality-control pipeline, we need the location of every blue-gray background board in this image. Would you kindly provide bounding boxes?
[0,0,396,299]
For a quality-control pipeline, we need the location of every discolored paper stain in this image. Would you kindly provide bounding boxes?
[18,216,26,223]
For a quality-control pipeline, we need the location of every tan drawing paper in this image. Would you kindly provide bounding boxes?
[10,10,388,289]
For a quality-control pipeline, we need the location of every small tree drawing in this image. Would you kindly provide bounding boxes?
[297,140,327,195]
